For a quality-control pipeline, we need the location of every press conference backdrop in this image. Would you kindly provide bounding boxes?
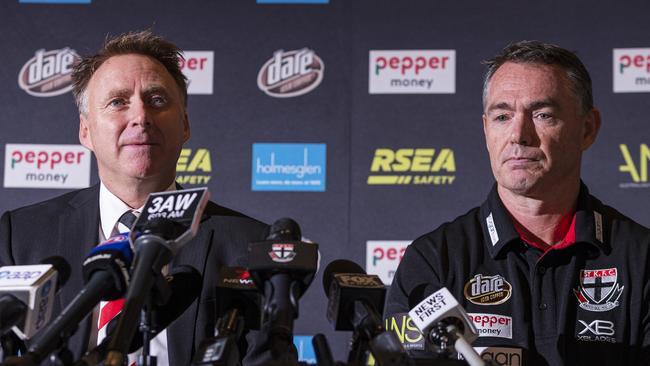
[1,0,649,362]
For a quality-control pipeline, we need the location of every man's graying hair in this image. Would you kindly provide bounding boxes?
[482,40,593,114]
[71,30,187,115]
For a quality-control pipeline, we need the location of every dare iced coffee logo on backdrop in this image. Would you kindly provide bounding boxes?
[180,51,214,95]
[365,241,411,285]
[4,144,91,189]
[613,48,650,93]
[369,50,455,94]
[18,48,80,97]
[257,48,324,97]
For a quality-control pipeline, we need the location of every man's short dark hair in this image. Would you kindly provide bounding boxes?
[71,30,187,115]
[482,40,593,114]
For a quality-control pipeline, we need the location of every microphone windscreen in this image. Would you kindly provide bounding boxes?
[321,259,365,296]
[39,256,71,292]
[267,218,302,241]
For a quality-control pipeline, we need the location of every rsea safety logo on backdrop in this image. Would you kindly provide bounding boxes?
[366,241,411,285]
[367,148,456,185]
[369,50,455,94]
[257,48,324,97]
[180,51,214,95]
[18,48,80,97]
[619,143,650,188]
[176,148,212,186]
[4,144,91,189]
[252,143,326,191]
[613,48,650,93]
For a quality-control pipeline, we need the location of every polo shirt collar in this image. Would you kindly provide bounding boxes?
[480,181,610,259]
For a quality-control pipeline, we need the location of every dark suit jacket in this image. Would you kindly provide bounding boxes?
[0,184,270,365]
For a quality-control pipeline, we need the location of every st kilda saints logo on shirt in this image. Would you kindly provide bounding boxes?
[464,274,512,305]
[573,268,624,312]
[268,243,297,263]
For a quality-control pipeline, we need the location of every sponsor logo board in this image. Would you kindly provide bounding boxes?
[573,268,624,312]
[252,143,326,191]
[619,143,650,188]
[4,144,91,189]
[365,241,410,285]
[367,148,456,185]
[384,313,425,350]
[464,274,512,305]
[613,48,650,93]
[180,51,214,95]
[369,50,455,94]
[18,48,80,97]
[176,148,212,186]
[257,48,324,97]
[468,313,513,339]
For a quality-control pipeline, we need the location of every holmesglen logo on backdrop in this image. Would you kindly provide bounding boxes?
[613,48,650,93]
[180,51,214,95]
[252,143,326,191]
[257,48,324,97]
[4,144,91,189]
[18,48,80,97]
[369,50,455,94]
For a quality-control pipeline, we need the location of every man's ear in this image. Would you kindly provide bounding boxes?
[79,114,94,151]
[581,108,601,151]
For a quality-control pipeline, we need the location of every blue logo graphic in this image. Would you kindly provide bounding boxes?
[252,143,326,192]
[293,335,316,364]
[257,0,328,3]
[20,0,90,3]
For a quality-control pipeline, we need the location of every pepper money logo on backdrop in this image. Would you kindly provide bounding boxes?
[180,51,214,95]
[367,148,456,185]
[251,143,326,191]
[4,144,91,189]
[18,48,80,97]
[369,50,456,94]
[613,48,650,93]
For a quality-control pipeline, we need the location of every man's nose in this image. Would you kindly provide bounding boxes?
[509,113,537,146]
[127,99,151,127]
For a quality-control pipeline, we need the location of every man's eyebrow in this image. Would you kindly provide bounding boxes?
[486,99,560,113]
[102,88,132,101]
[142,85,170,96]
[486,102,513,114]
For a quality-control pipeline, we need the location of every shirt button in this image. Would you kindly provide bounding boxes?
[538,266,546,274]
[539,303,548,310]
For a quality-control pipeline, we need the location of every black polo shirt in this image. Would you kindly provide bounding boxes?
[385,183,650,365]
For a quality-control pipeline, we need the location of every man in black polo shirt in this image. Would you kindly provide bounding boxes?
[385,41,650,365]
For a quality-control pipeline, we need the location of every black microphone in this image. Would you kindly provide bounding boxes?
[192,267,261,365]
[75,265,202,366]
[105,188,209,366]
[0,256,70,339]
[247,218,318,361]
[322,259,408,366]
[2,235,132,366]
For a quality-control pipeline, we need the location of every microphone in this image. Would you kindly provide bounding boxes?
[322,259,407,366]
[105,188,210,365]
[75,265,202,366]
[192,267,261,365]
[247,218,318,360]
[408,287,484,366]
[3,235,133,365]
[0,256,70,340]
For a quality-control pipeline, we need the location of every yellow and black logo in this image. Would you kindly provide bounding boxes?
[367,148,455,185]
[176,148,212,185]
[619,143,650,188]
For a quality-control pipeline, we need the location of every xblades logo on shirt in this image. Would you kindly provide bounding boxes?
[463,274,512,305]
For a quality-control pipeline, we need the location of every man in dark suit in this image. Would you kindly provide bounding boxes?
[0,30,269,365]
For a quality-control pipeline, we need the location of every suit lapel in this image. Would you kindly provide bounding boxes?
[167,222,214,365]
